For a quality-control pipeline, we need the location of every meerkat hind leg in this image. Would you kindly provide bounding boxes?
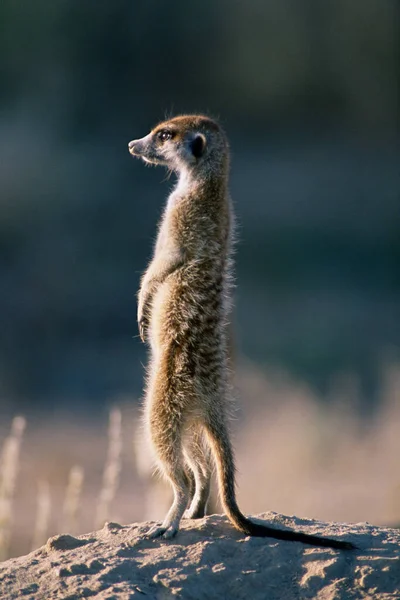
[184,466,196,507]
[146,460,189,539]
[183,428,212,519]
[145,404,190,539]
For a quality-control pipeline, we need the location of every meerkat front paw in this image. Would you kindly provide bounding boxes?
[138,316,148,343]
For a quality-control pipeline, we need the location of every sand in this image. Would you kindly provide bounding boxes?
[1,512,399,599]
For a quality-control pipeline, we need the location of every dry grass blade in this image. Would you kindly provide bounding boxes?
[62,465,84,535]
[31,480,51,552]
[95,408,122,529]
[0,416,26,561]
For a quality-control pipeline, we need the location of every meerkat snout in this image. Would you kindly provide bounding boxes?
[128,135,152,157]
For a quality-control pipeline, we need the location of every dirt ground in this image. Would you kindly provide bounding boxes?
[1,512,399,600]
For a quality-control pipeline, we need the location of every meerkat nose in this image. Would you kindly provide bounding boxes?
[128,140,137,151]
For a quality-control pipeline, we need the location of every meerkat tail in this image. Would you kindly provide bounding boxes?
[205,420,355,550]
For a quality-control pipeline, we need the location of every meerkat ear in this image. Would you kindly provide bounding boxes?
[190,133,206,159]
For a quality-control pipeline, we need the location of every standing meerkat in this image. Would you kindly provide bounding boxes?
[128,115,354,550]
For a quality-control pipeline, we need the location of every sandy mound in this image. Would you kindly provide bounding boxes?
[0,513,399,599]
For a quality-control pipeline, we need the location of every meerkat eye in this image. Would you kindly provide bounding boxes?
[157,130,172,142]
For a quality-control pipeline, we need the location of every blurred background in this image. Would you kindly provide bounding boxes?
[0,0,399,559]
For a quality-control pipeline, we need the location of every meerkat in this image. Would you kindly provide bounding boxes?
[128,115,354,550]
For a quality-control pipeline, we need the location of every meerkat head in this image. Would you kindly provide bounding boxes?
[128,115,228,176]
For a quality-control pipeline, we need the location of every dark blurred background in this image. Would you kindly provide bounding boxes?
[0,0,399,415]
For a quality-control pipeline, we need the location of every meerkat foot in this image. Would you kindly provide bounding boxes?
[184,490,209,519]
[184,506,206,519]
[146,523,179,540]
